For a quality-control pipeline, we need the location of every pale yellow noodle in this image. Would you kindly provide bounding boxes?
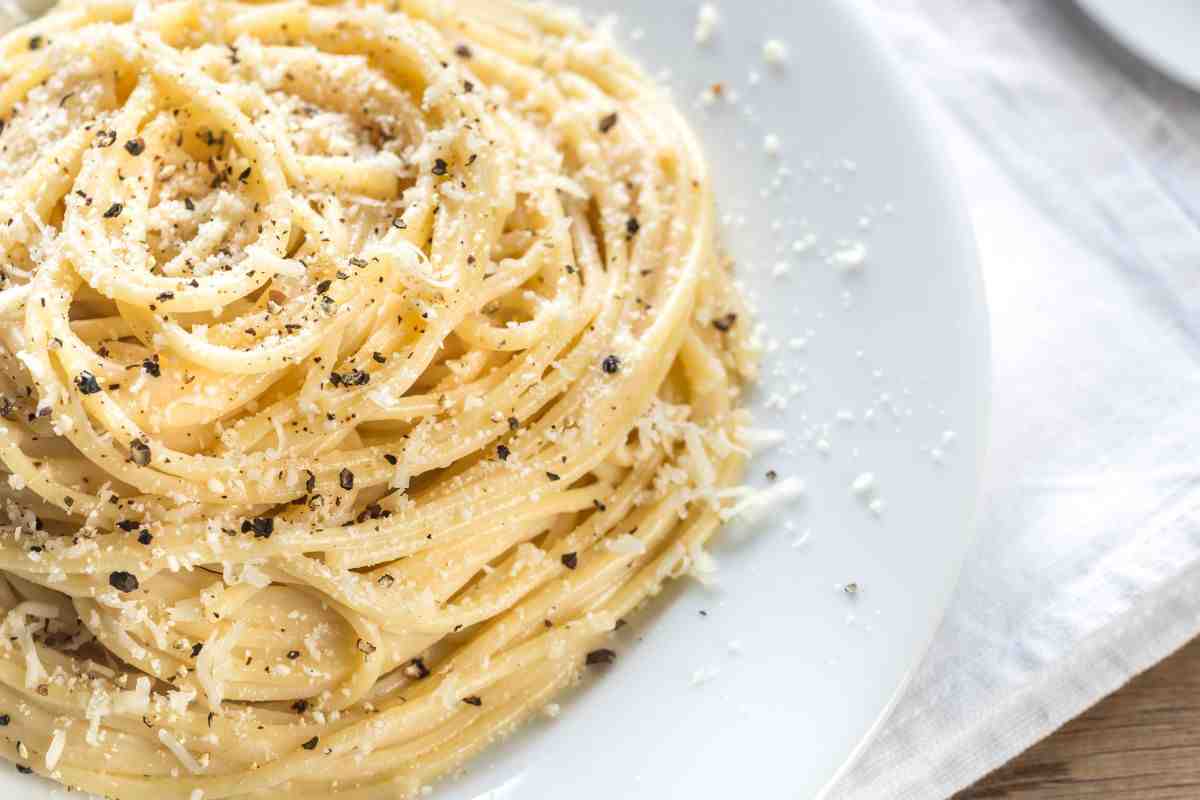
[0,1,758,797]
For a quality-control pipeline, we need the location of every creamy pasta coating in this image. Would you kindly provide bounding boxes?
[0,1,757,797]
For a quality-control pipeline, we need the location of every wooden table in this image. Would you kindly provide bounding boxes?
[957,637,1200,798]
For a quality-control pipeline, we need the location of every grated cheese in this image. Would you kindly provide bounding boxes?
[831,241,868,272]
[717,476,805,524]
[45,727,66,771]
[687,541,719,587]
[763,39,790,66]
[158,729,206,775]
[196,622,243,711]
[6,601,58,689]
[85,688,112,746]
[167,687,197,715]
[113,676,151,714]
[694,4,719,45]
[851,472,876,497]
[736,427,786,453]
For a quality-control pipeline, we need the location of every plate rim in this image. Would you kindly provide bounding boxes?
[1076,0,1200,92]
[816,0,992,793]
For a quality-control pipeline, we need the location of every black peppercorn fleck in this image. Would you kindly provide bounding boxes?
[712,313,737,332]
[241,517,274,538]
[75,371,101,395]
[586,648,616,665]
[130,440,151,466]
[108,571,139,593]
[338,369,369,387]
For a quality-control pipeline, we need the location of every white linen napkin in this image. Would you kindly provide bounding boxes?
[829,1,1200,797]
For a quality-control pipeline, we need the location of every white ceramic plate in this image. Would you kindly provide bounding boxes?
[1077,0,1200,91]
[4,1,988,798]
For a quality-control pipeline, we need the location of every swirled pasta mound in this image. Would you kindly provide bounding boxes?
[0,1,757,796]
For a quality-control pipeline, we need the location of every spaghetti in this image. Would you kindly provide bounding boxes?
[0,0,758,796]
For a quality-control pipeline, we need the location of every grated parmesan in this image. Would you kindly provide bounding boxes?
[687,541,720,587]
[831,241,868,272]
[196,623,243,711]
[113,676,151,714]
[851,472,877,497]
[717,476,805,524]
[763,39,790,66]
[45,728,66,771]
[694,4,719,45]
[158,729,206,774]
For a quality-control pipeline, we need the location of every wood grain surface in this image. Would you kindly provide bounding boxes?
[957,636,1200,799]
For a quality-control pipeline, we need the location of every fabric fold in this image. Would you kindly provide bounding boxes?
[831,2,1200,797]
